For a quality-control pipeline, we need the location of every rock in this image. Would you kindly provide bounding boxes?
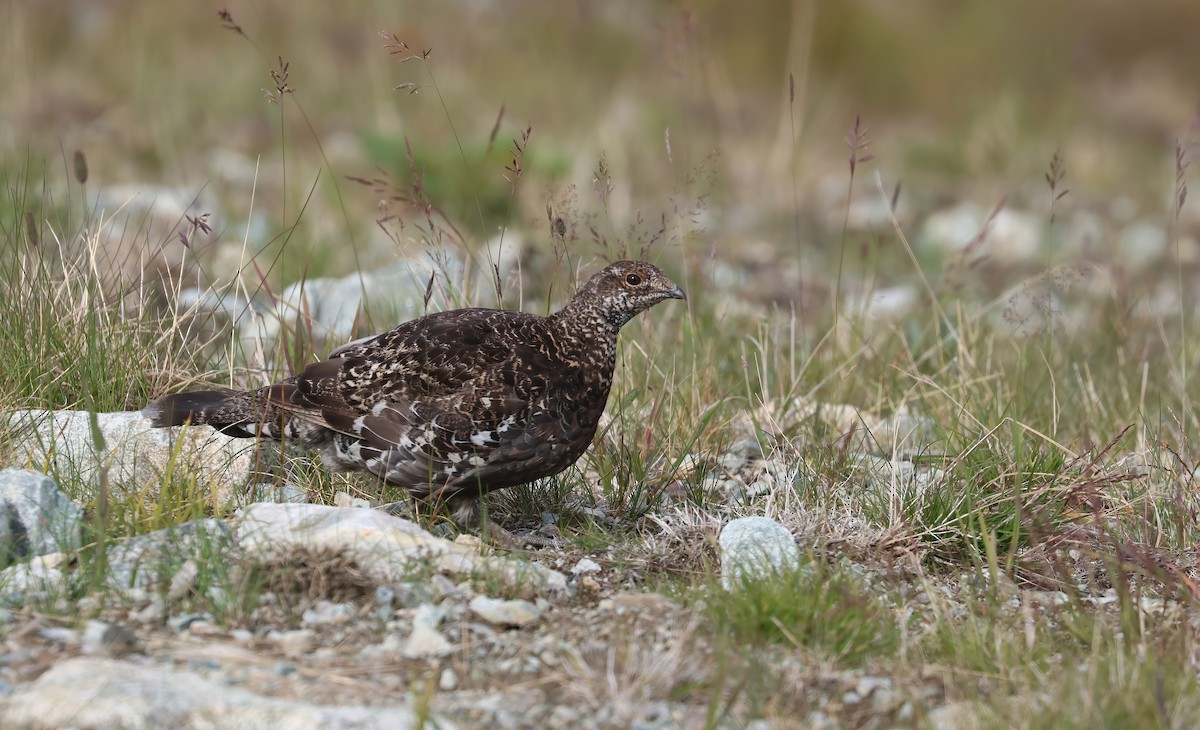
[167,613,210,632]
[37,627,78,646]
[80,620,138,656]
[985,208,1044,264]
[177,286,281,357]
[166,560,199,601]
[773,399,865,442]
[468,596,542,628]
[132,600,165,625]
[927,700,985,730]
[1058,210,1107,259]
[990,261,1115,338]
[245,483,309,505]
[919,204,1042,264]
[272,255,465,344]
[0,469,83,563]
[90,184,220,288]
[0,555,66,604]
[571,558,602,575]
[1117,220,1169,270]
[373,585,396,620]
[332,491,373,509]
[388,575,459,610]
[919,203,986,257]
[0,656,452,729]
[860,285,919,323]
[105,519,235,594]
[856,676,897,713]
[815,172,912,231]
[862,406,939,457]
[438,667,458,691]
[260,239,525,348]
[176,287,257,323]
[402,603,452,659]
[3,411,265,506]
[236,503,567,597]
[991,277,1067,339]
[741,459,792,499]
[718,516,801,590]
[301,600,355,626]
[270,629,317,659]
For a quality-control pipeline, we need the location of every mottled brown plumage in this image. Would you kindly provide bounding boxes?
[145,261,685,526]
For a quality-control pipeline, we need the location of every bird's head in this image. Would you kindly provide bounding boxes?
[567,260,686,329]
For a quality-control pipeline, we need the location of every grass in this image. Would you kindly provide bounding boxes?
[3,2,1200,726]
[0,164,197,412]
[4,140,1200,728]
[706,557,899,666]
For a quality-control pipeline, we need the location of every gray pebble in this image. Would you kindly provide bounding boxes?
[300,601,355,626]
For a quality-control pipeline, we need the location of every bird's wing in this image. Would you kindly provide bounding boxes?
[350,392,594,496]
[281,309,594,493]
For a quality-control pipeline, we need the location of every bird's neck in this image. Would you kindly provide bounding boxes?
[552,299,622,342]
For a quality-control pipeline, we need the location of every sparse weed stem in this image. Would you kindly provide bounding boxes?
[1045,147,1070,226]
[1170,122,1195,401]
[832,115,874,328]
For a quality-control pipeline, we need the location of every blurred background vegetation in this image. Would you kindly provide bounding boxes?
[2,0,1198,288]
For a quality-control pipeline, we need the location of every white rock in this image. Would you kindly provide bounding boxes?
[862,406,939,457]
[743,398,866,445]
[1118,220,1169,270]
[166,560,199,601]
[0,469,83,559]
[986,208,1044,264]
[3,410,262,506]
[245,483,309,505]
[919,204,1043,264]
[919,203,986,256]
[0,555,66,603]
[860,285,919,322]
[38,627,79,646]
[89,185,219,287]
[571,558,602,575]
[270,629,317,659]
[815,172,912,230]
[175,287,256,323]
[105,519,234,594]
[0,656,452,729]
[1058,210,1107,259]
[80,621,137,656]
[263,239,528,348]
[273,255,465,344]
[718,516,801,590]
[742,459,791,497]
[927,700,986,730]
[301,601,355,626]
[332,491,372,509]
[403,603,452,659]
[236,503,567,596]
[468,596,542,627]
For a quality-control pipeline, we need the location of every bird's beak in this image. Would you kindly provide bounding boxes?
[665,284,686,301]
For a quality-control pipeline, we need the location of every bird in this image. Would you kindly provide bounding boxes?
[144,260,685,539]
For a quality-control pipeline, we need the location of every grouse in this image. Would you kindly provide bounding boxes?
[144,260,685,531]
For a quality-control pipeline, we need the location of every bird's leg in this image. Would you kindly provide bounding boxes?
[448,495,564,550]
[448,494,521,549]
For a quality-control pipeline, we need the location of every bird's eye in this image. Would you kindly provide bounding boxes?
[625,273,642,286]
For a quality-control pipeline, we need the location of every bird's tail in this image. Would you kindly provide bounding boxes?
[142,389,268,438]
